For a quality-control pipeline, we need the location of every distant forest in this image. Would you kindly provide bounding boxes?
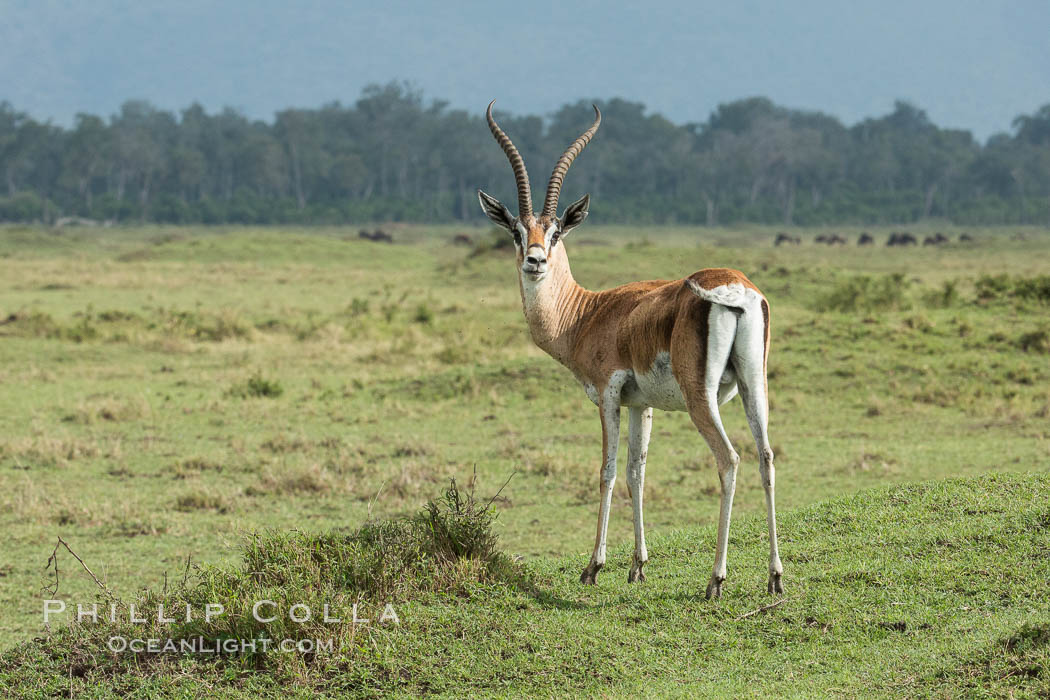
[1,82,1049,226]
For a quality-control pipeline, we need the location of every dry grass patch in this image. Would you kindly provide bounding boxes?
[382,460,446,502]
[260,433,312,454]
[174,489,233,513]
[245,462,341,497]
[62,394,150,424]
[170,457,224,479]
[0,434,104,468]
[0,479,166,531]
[842,451,900,475]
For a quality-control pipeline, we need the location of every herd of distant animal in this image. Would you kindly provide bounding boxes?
[776,231,974,247]
[356,228,977,248]
[358,229,476,246]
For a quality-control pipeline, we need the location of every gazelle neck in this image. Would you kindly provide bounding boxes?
[517,243,594,366]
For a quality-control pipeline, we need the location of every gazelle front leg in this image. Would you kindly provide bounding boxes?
[626,406,653,583]
[581,386,624,585]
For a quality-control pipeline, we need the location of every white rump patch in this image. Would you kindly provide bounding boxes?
[687,281,747,308]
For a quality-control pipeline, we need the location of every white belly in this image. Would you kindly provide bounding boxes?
[625,352,688,411]
[585,351,737,411]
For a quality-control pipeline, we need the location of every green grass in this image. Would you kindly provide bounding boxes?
[0,223,1049,695]
[1,473,1048,697]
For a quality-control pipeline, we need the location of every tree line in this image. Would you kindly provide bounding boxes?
[1,82,1048,226]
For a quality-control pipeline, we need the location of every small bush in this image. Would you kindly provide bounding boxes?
[902,314,934,333]
[1017,328,1050,354]
[417,478,501,564]
[250,476,517,598]
[816,273,910,312]
[469,228,514,258]
[413,303,434,324]
[245,463,334,496]
[161,309,252,342]
[62,395,148,424]
[1014,275,1050,303]
[174,490,229,512]
[0,311,74,340]
[923,280,960,308]
[347,298,370,316]
[975,273,1050,304]
[228,371,284,398]
[975,274,1012,302]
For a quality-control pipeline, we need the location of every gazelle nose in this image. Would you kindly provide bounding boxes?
[525,245,546,266]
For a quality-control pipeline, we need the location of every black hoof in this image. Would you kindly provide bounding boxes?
[580,562,602,585]
[768,571,784,595]
[705,575,725,600]
[627,563,646,583]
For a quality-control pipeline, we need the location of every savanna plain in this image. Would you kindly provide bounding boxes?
[0,223,1048,697]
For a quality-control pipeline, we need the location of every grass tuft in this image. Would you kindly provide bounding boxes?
[1017,327,1050,354]
[815,273,911,312]
[174,490,230,513]
[228,372,284,399]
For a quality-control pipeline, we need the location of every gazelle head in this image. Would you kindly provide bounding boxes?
[478,100,600,282]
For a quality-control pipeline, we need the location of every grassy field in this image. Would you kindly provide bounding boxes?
[0,222,1048,696]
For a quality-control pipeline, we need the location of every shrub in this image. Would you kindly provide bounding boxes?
[1017,328,1050,354]
[816,273,910,312]
[413,303,434,324]
[1014,275,1050,303]
[923,279,960,308]
[174,491,229,512]
[469,228,513,257]
[157,309,252,342]
[238,476,517,600]
[347,298,370,317]
[0,191,47,221]
[975,274,1050,304]
[228,371,284,398]
[975,274,1012,301]
[416,478,501,564]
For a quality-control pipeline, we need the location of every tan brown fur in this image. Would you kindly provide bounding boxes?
[516,254,766,394]
[521,215,554,250]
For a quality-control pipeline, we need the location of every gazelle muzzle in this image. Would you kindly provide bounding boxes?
[522,244,548,275]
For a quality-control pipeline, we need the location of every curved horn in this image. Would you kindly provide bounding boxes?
[486,100,532,218]
[542,105,601,219]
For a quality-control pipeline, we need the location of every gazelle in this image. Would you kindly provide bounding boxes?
[477,102,783,599]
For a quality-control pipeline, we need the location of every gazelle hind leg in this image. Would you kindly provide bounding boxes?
[733,303,784,594]
[692,413,738,601]
[626,406,653,583]
[683,303,740,600]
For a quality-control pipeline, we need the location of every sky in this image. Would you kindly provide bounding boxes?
[2,0,1049,141]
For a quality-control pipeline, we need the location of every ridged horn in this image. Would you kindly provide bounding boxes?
[542,105,601,219]
[486,100,532,218]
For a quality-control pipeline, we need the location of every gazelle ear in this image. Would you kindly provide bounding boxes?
[559,194,590,235]
[477,190,516,232]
